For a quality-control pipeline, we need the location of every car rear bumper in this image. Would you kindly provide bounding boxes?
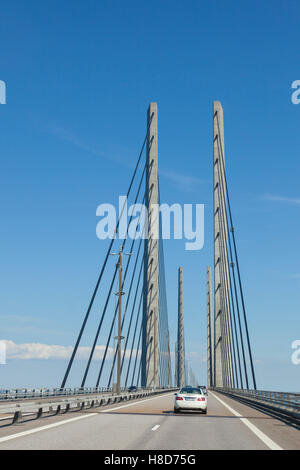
[174,400,207,411]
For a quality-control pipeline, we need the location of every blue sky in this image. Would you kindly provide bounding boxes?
[0,0,299,391]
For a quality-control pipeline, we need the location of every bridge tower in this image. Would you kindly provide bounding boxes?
[207,266,213,387]
[177,266,185,388]
[141,102,160,389]
[213,101,234,388]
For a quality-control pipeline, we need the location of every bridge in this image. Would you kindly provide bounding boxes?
[0,102,299,451]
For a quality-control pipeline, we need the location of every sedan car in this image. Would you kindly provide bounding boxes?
[174,387,207,414]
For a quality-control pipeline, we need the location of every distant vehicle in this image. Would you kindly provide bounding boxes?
[199,385,208,395]
[174,387,207,414]
[128,386,138,392]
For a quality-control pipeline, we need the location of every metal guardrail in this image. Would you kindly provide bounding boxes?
[0,388,178,425]
[0,386,125,401]
[213,387,300,420]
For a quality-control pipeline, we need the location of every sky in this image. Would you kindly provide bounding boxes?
[0,0,299,391]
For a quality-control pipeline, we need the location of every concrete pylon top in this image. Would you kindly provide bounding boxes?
[213,101,223,109]
[148,102,157,112]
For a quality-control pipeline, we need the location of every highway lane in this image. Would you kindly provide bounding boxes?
[0,392,298,450]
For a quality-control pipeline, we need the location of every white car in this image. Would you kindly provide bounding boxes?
[174,387,207,414]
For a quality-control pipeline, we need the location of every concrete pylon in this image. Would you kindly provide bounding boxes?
[177,266,185,388]
[168,331,171,387]
[207,266,213,387]
[141,103,160,389]
[174,341,178,386]
[213,101,233,388]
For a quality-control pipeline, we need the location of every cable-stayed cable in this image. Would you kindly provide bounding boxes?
[124,291,143,387]
[60,115,153,389]
[215,136,248,388]
[215,111,256,389]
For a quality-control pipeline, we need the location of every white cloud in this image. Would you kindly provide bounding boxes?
[47,123,124,165]
[48,124,103,156]
[291,273,300,279]
[47,123,208,193]
[160,170,207,193]
[0,340,140,361]
[263,193,300,206]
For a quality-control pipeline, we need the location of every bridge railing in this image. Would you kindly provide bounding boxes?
[213,387,300,420]
[0,387,178,425]
[0,387,112,401]
[0,386,174,402]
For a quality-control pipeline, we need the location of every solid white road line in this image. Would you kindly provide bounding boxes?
[151,425,160,431]
[0,392,173,444]
[100,392,174,413]
[0,413,97,444]
[0,412,36,421]
[210,392,283,450]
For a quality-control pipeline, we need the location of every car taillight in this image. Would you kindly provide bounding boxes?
[197,397,206,401]
[176,396,183,400]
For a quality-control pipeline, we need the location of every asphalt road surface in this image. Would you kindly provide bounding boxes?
[0,391,298,450]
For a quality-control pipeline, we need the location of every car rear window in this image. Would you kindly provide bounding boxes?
[180,387,202,395]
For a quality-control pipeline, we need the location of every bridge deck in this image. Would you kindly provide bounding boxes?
[0,392,298,450]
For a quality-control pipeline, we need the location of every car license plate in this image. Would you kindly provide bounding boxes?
[185,397,195,401]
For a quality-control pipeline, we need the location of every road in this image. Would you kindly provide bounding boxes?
[0,391,298,450]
